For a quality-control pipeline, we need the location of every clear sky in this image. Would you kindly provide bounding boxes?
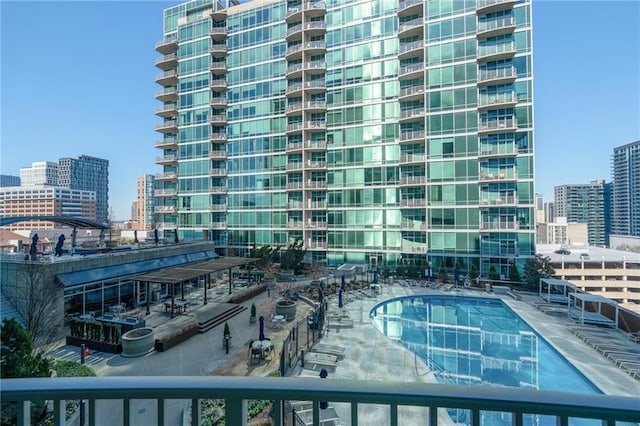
[1,1,639,220]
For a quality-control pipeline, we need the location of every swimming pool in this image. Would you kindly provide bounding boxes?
[370,295,607,426]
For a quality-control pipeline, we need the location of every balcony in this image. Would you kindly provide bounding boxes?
[287,221,303,229]
[477,16,516,38]
[307,240,327,249]
[399,107,425,123]
[398,85,425,101]
[209,114,227,125]
[287,200,304,209]
[285,5,303,21]
[286,83,303,95]
[154,172,177,181]
[401,220,428,231]
[286,162,304,171]
[286,141,303,152]
[400,175,427,186]
[398,17,423,37]
[210,7,227,20]
[286,182,303,190]
[209,150,227,160]
[210,61,227,72]
[402,244,427,253]
[209,168,227,177]
[210,203,227,211]
[209,185,227,194]
[478,118,518,135]
[399,63,424,80]
[155,154,177,165]
[304,139,326,150]
[286,24,303,39]
[209,133,227,143]
[155,103,177,118]
[309,200,327,209]
[476,0,517,14]
[286,123,304,134]
[286,63,303,77]
[480,195,519,206]
[481,246,519,256]
[399,130,425,143]
[399,153,426,165]
[304,80,326,92]
[477,93,517,111]
[477,66,517,87]
[398,40,424,59]
[285,44,303,58]
[155,53,177,70]
[400,198,426,207]
[210,44,227,56]
[398,0,423,17]
[210,78,227,90]
[155,137,178,149]
[209,221,226,229]
[155,70,177,85]
[306,160,327,170]
[304,60,326,74]
[304,21,327,35]
[154,188,177,197]
[155,87,177,102]
[154,205,177,214]
[155,120,177,133]
[305,180,327,189]
[478,143,517,159]
[155,36,177,55]
[304,41,326,54]
[306,221,327,229]
[480,221,519,231]
[479,171,519,182]
[210,97,228,107]
[477,42,516,62]
[307,120,326,130]
[210,26,227,40]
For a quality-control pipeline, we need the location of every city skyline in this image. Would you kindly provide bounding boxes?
[1,1,639,221]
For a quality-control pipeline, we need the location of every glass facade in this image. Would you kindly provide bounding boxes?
[155,0,535,277]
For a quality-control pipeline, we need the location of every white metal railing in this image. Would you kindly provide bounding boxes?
[478,42,516,59]
[305,140,326,149]
[400,108,425,119]
[399,0,422,12]
[287,24,303,36]
[477,0,515,11]
[399,18,423,33]
[399,40,424,54]
[210,27,227,36]
[400,175,427,185]
[400,198,426,207]
[305,41,326,50]
[477,16,515,34]
[286,44,303,55]
[305,22,326,31]
[478,93,516,107]
[304,80,326,89]
[155,53,177,66]
[399,86,424,98]
[478,118,518,132]
[399,130,425,141]
[399,63,424,76]
[155,155,176,163]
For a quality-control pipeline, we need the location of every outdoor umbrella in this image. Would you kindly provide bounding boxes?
[134,230,138,244]
[338,289,343,309]
[259,316,265,341]
[372,270,378,284]
[340,275,346,291]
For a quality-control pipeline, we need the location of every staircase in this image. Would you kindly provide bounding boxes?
[197,304,247,333]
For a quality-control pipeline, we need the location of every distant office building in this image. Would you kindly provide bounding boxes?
[0,175,20,187]
[57,155,109,224]
[554,180,610,247]
[543,201,554,223]
[19,161,58,186]
[537,217,588,246]
[131,201,139,223]
[0,186,96,231]
[154,0,536,276]
[534,193,544,223]
[135,175,156,230]
[611,140,640,238]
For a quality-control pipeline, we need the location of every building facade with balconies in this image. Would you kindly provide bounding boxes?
[155,0,534,277]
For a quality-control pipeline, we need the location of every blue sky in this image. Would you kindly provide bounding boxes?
[1,1,639,220]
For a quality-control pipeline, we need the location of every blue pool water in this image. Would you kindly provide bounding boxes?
[370,295,608,426]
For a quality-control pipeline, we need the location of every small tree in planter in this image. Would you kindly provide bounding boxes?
[250,303,257,324]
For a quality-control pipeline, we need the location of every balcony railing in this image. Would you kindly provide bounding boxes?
[3,377,639,426]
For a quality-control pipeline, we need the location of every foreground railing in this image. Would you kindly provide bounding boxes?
[2,376,639,426]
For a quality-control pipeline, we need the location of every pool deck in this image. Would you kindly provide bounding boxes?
[46,280,639,425]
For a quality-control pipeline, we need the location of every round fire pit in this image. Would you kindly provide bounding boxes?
[275,299,297,321]
[121,327,155,357]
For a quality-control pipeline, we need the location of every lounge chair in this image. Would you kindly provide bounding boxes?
[625,331,640,343]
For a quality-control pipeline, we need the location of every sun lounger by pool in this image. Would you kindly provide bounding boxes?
[617,361,640,379]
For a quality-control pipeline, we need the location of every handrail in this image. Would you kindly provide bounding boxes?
[2,377,639,426]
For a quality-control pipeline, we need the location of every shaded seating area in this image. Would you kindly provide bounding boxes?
[539,278,576,304]
[568,292,618,327]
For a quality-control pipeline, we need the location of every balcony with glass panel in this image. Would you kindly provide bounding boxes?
[399,107,425,123]
[155,137,178,149]
[479,169,519,182]
[286,4,303,21]
[286,162,304,171]
[398,85,425,101]
[399,175,427,186]
[304,60,326,74]
[399,63,425,80]
[286,63,303,78]
[210,61,227,72]
[155,53,177,70]
[304,139,326,150]
[154,172,177,181]
[155,154,177,165]
[477,93,517,111]
[304,41,326,55]
[476,0,517,14]
[304,180,327,189]
[307,239,327,249]
[210,97,227,107]
[155,120,177,133]
[398,17,423,38]
[155,103,177,118]
[209,114,227,125]
[286,43,304,59]
[210,77,227,91]
[154,205,177,214]
[305,0,326,16]
[154,188,177,198]
[478,140,517,159]
[209,184,227,194]
[209,132,227,143]
[155,70,177,85]
[400,197,426,207]
[286,82,303,96]
[477,42,516,62]
[480,219,519,231]
[478,117,518,135]
[210,26,227,40]
[399,153,426,165]
[286,122,304,134]
[210,44,227,57]
[477,66,517,87]
[398,40,424,60]
[304,21,327,37]
[398,0,423,16]
[305,160,327,170]
[399,130,425,144]
[303,80,326,93]
[155,87,177,102]
[480,193,519,206]
[209,221,227,230]
[477,16,516,38]
[155,36,177,55]
[286,23,303,39]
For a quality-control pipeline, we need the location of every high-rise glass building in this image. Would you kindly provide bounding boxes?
[57,155,110,224]
[155,0,535,277]
[553,180,611,247]
[611,140,640,238]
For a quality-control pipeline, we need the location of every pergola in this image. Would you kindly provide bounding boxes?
[539,278,577,304]
[568,292,619,328]
[134,256,259,317]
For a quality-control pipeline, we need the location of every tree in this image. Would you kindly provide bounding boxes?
[4,261,63,347]
[509,262,521,283]
[523,254,556,290]
[488,264,500,281]
[469,263,479,280]
[279,238,306,272]
[1,319,51,425]
[304,261,325,282]
[438,263,448,283]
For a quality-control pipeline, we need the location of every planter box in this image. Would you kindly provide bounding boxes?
[275,300,297,321]
[155,322,198,352]
[121,327,155,357]
[65,335,122,354]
